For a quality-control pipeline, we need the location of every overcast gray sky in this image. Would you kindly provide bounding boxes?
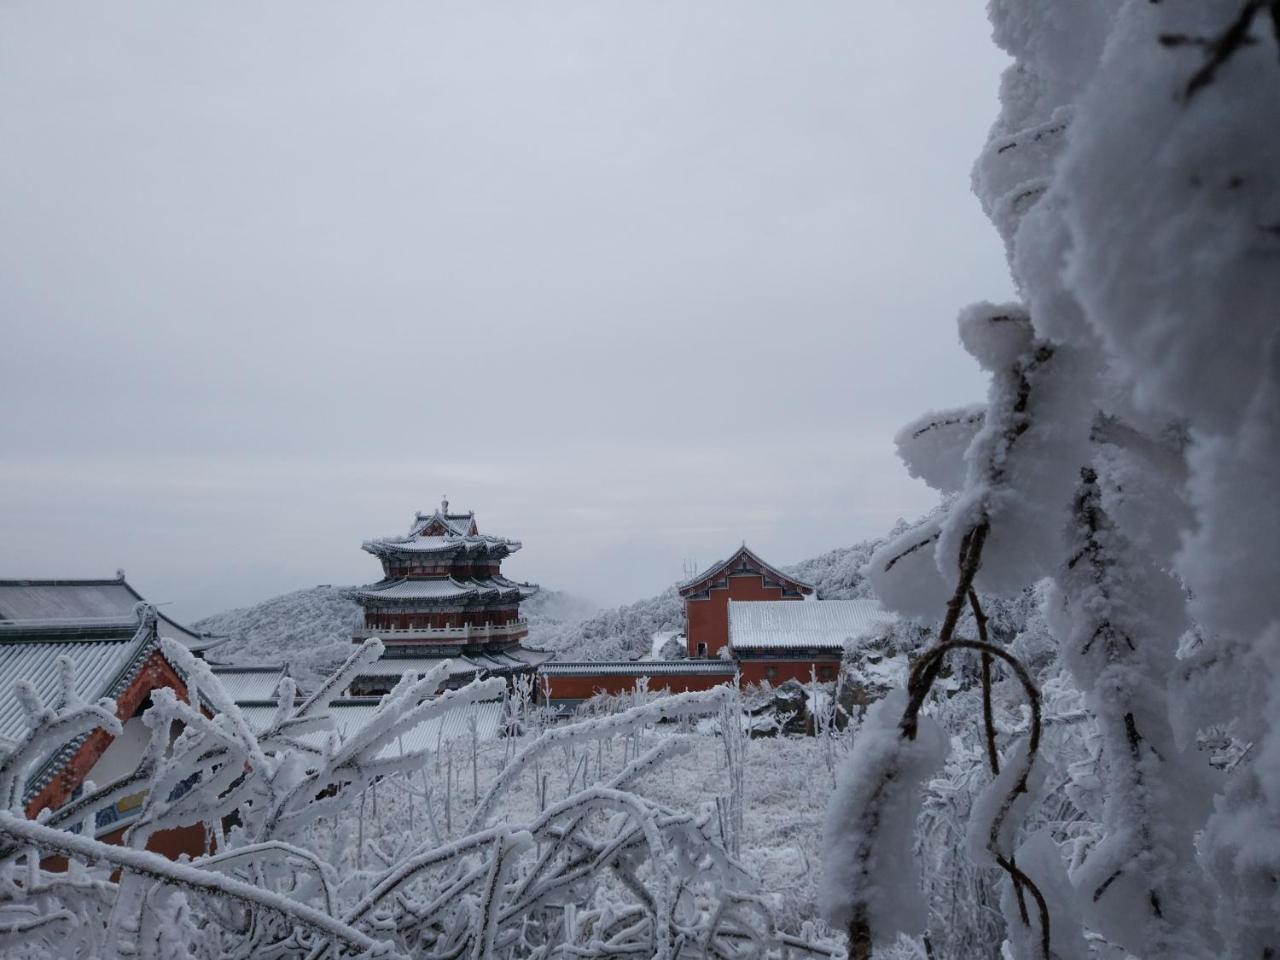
[0,1,1013,621]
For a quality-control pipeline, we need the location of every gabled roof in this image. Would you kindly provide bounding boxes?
[727,599,897,652]
[677,545,814,598]
[0,577,227,653]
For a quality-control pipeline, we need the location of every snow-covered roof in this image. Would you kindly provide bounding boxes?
[238,698,504,760]
[409,508,478,538]
[538,660,738,678]
[353,576,536,603]
[0,578,225,652]
[209,665,294,702]
[362,534,520,557]
[727,599,897,652]
[677,546,814,598]
[362,507,521,560]
[356,656,485,679]
[0,625,148,747]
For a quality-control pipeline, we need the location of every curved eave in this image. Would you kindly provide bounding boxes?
[360,538,521,559]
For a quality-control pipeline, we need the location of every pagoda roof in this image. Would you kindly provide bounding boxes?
[676,545,815,599]
[363,503,522,560]
[0,577,228,653]
[352,575,537,603]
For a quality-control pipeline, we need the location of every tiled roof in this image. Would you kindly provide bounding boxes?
[355,656,484,679]
[238,698,504,760]
[362,534,520,556]
[353,576,534,602]
[208,665,291,702]
[537,660,738,678]
[728,599,897,651]
[0,627,147,746]
[0,578,224,652]
[409,509,478,538]
[677,546,814,598]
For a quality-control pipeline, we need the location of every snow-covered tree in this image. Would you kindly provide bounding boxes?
[824,1,1280,958]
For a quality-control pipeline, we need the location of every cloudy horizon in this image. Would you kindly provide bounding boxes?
[1,1,1014,622]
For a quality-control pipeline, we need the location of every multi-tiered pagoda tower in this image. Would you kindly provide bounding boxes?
[348,499,545,696]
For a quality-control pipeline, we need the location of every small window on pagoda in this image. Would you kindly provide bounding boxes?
[697,643,708,658]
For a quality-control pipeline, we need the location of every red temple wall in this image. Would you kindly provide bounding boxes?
[735,659,839,686]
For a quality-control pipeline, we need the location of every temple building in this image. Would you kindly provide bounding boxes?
[535,545,897,709]
[0,576,225,859]
[348,500,550,695]
[677,545,814,658]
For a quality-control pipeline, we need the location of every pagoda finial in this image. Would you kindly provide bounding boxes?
[441,495,449,514]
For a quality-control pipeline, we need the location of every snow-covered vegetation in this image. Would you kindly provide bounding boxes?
[2,640,838,959]
[818,1,1280,958]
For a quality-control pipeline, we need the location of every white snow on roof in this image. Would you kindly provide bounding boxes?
[363,534,518,555]
[238,698,504,760]
[0,581,140,620]
[0,580,214,650]
[0,633,144,746]
[356,656,484,678]
[353,577,529,602]
[209,666,290,703]
[728,599,897,651]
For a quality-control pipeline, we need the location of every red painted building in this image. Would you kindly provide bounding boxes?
[536,546,897,709]
[677,545,814,659]
[0,578,226,861]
